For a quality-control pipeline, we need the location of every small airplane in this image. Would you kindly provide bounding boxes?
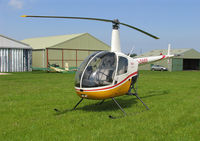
[47,62,76,73]
[22,15,175,118]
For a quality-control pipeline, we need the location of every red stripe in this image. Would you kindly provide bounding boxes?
[159,55,166,60]
[75,71,138,92]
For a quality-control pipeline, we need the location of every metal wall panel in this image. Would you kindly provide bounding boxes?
[32,50,44,68]
[0,49,8,72]
[0,48,32,72]
[172,58,183,71]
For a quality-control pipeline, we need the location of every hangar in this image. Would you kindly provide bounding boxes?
[0,34,32,72]
[22,33,110,69]
[138,48,200,71]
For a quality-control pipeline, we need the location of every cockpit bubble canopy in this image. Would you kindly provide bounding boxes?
[75,51,117,88]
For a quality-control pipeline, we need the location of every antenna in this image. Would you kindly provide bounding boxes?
[128,47,134,57]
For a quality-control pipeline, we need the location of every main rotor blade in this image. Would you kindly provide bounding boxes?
[120,22,159,39]
[21,15,113,23]
[21,15,159,39]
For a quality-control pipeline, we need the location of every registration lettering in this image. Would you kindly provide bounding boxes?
[138,58,148,64]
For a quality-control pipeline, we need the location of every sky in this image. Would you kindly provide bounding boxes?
[1,0,200,54]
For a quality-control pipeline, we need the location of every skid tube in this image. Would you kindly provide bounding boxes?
[54,79,149,118]
[54,98,84,113]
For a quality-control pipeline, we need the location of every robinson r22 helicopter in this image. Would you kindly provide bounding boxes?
[21,15,175,117]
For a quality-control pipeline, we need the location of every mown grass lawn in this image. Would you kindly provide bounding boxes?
[0,71,200,141]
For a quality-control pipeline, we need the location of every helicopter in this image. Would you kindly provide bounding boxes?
[21,15,175,118]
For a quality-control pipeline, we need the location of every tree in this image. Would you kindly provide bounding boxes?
[130,53,137,57]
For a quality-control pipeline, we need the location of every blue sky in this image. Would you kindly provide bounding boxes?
[1,0,200,54]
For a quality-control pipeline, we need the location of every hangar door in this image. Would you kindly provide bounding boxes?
[172,58,183,71]
[183,59,200,70]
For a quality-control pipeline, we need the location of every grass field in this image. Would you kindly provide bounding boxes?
[0,71,200,141]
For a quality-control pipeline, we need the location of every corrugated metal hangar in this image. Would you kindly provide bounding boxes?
[0,35,32,72]
[138,48,200,71]
[22,33,110,69]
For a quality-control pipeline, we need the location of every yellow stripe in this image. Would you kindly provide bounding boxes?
[76,79,131,100]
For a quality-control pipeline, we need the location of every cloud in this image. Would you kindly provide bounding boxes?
[8,0,23,9]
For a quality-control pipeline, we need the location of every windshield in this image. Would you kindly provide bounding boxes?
[75,51,116,88]
[82,51,116,88]
[75,51,100,87]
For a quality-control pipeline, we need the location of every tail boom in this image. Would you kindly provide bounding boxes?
[136,54,174,65]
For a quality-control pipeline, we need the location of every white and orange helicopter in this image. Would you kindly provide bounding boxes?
[22,15,176,118]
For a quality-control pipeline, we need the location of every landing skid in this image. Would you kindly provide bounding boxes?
[54,77,149,118]
[54,98,84,113]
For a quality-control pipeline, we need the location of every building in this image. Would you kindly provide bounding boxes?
[0,34,32,72]
[22,33,110,69]
[137,48,200,71]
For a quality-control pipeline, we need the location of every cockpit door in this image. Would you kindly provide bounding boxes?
[115,56,128,83]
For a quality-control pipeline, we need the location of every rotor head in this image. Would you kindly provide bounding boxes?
[112,19,120,29]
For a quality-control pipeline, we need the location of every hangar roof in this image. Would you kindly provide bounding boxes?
[137,48,200,59]
[0,34,31,49]
[138,48,191,57]
[21,33,110,50]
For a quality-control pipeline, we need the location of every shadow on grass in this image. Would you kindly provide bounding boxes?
[54,109,73,115]
[140,90,170,99]
[54,90,170,115]
[54,97,137,116]
[78,97,138,112]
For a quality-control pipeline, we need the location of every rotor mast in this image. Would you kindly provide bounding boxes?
[111,19,121,52]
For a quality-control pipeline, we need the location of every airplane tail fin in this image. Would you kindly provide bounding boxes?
[167,44,171,64]
[167,44,171,56]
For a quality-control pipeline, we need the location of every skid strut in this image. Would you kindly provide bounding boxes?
[73,98,84,110]
[112,98,126,115]
[134,93,149,110]
[98,100,105,105]
[127,75,150,110]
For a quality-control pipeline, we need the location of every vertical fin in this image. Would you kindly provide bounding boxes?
[167,44,171,56]
[167,44,171,64]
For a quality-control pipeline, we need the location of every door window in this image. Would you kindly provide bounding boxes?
[117,56,128,75]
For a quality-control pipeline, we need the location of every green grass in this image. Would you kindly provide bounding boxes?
[0,71,200,141]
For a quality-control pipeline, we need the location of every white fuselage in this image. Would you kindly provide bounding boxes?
[74,28,174,99]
